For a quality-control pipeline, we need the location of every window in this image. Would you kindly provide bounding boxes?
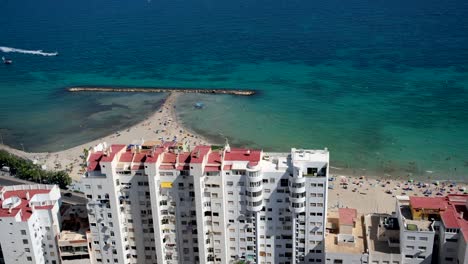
[23,239,28,244]
[21,230,26,235]
[419,236,428,241]
[407,236,415,241]
[280,179,288,187]
[27,257,32,261]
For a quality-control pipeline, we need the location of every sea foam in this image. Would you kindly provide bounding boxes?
[0,46,58,56]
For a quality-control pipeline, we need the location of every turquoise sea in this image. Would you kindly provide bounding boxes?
[1,0,467,180]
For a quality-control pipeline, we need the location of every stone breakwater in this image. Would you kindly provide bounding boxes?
[68,87,256,96]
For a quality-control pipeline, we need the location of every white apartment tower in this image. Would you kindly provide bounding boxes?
[84,142,329,264]
[0,184,62,264]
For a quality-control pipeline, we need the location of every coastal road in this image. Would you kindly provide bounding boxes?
[0,174,87,205]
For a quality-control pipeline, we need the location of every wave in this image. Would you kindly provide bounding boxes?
[0,46,58,56]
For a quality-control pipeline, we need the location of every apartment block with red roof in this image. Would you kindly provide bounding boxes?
[83,141,330,264]
[396,194,468,264]
[0,184,62,264]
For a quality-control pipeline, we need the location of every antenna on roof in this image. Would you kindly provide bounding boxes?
[224,138,231,153]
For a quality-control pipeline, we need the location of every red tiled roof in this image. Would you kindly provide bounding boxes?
[119,152,133,163]
[159,165,175,170]
[88,152,103,162]
[100,144,126,162]
[339,208,357,226]
[145,148,164,163]
[410,196,447,210]
[223,165,232,171]
[190,146,211,164]
[224,148,261,162]
[87,152,103,171]
[176,165,190,171]
[445,195,468,241]
[162,153,177,163]
[133,153,147,163]
[35,205,54,210]
[207,152,222,164]
[410,194,468,241]
[178,153,191,164]
[87,161,100,172]
[131,165,144,170]
[441,209,460,228]
[205,166,220,172]
[0,188,54,222]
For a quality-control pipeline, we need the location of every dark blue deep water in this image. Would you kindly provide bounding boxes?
[1,0,468,179]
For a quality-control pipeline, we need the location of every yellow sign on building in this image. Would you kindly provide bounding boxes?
[161,182,173,188]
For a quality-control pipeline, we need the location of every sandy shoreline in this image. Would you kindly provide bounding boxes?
[0,92,213,181]
[0,92,466,214]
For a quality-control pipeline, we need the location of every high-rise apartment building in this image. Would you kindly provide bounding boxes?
[0,184,62,264]
[84,141,329,264]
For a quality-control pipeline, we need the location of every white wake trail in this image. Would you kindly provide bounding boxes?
[0,46,58,56]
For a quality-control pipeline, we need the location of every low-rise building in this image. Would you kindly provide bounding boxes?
[325,208,368,264]
[59,204,91,263]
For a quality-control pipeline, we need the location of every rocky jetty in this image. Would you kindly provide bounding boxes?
[68,87,255,96]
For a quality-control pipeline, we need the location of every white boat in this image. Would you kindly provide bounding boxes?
[2,56,13,64]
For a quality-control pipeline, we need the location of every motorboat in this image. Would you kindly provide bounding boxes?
[194,102,204,109]
[2,56,12,64]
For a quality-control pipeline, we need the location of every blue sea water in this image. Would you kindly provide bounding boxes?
[0,0,467,180]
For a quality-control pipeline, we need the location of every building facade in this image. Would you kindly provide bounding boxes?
[0,184,62,264]
[395,194,468,264]
[84,142,329,264]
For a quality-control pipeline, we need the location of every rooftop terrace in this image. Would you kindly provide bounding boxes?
[326,211,365,254]
[365,214,400,255]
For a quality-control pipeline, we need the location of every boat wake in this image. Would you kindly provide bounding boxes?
[0,46,58,56]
